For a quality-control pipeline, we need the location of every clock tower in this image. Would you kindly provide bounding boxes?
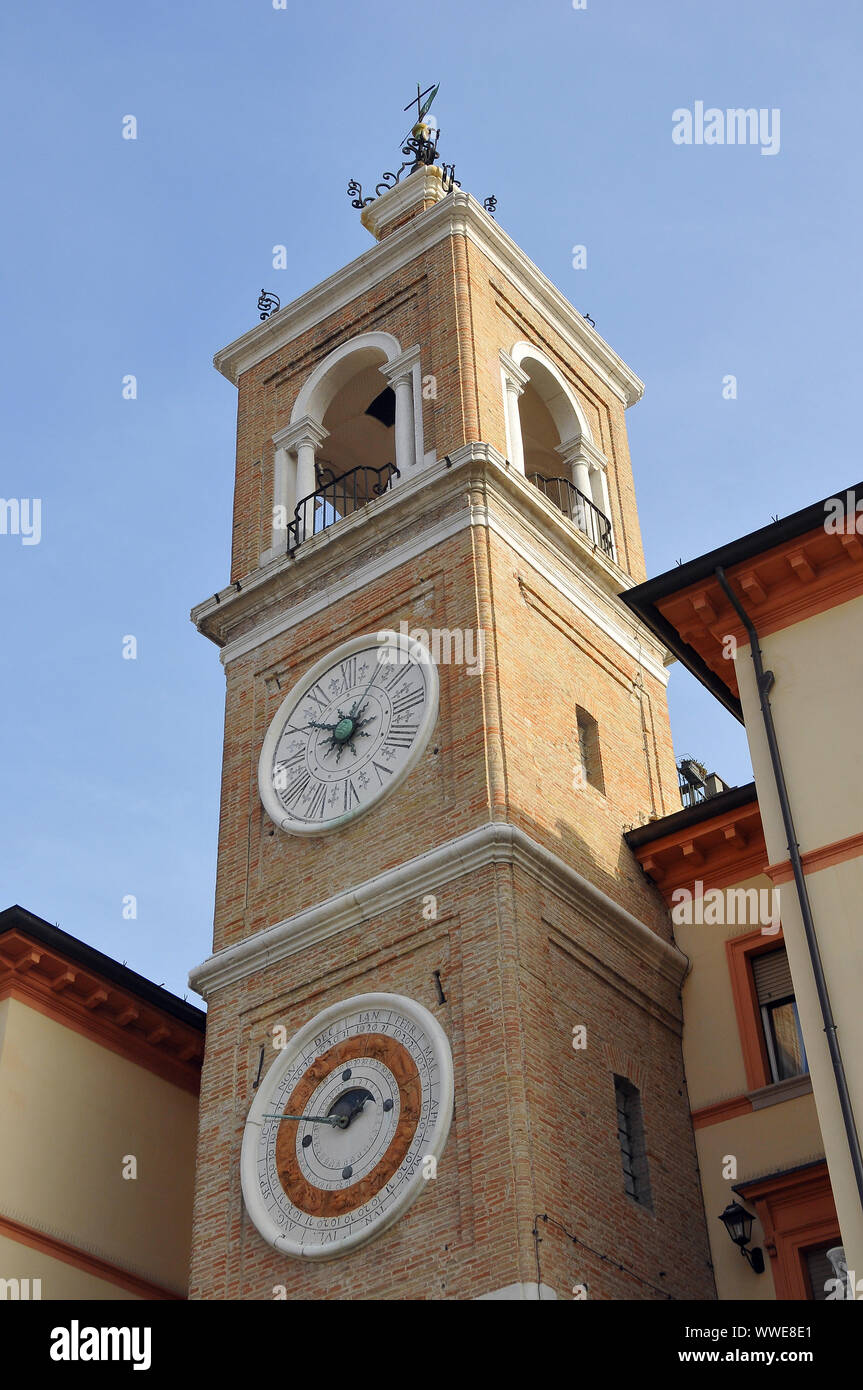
[188,118,715,1300]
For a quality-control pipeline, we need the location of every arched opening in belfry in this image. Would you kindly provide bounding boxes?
[318,361,396,519]
[518,379,563,483]
[277,331,415,552]
[510,346,614,559]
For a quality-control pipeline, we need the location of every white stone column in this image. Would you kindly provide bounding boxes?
[500,351,530,474]
[593,461,613,527]
[273,415,329,545]
[555,435,614,557]
[270,445,295,552]
[382,346,422,478]
[557,436,609,502]
[295,439,317,508]
[557,437,592,498]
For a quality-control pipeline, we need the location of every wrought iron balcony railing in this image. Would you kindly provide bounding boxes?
[287,462,400,554]
[527,473,613,557]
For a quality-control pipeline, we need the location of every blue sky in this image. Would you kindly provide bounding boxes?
[2,0,860,999]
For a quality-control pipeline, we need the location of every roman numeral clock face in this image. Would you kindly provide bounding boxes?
[258,631,439,835]
[241,994,454,1259]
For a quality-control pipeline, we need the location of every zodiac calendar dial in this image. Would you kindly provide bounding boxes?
[258,630,439,835]
[241,994,454,1260]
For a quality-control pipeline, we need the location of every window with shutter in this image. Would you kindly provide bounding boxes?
[804,1243,838,1301]
[752,948,793,1004]
[751,947,808,1083]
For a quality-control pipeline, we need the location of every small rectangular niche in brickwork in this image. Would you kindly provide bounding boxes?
[576,705,605,794]
[613,1075,653,1210]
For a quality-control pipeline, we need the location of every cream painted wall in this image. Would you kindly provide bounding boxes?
[0,1232,140,1301]
[676,872,776,1109]
[735,593,863,1278]
[737,594,863,855]
[695,1096,825,1300]
[676,865,829,1297]
[0,998,198,1296]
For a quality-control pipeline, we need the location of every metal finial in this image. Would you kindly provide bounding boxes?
[349,83,455,212]
[257,289,280,321]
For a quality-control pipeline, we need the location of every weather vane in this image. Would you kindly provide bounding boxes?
[402,81,439,142]
[348,81,458,212]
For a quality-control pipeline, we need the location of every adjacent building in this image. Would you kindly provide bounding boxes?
[624,489,863,1299]
[0,905,204,1299]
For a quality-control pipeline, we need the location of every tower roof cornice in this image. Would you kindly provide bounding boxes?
[213,190,644,408]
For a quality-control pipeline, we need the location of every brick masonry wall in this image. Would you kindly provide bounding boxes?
[190,206,713,1300]
[210,481,679,958]
[189,854,713,1300]
[227,220,648,586]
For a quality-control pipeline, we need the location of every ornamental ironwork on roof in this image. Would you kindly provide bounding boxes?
[347,81,459,211]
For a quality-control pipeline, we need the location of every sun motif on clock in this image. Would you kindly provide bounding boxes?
[258,630,439,835]
[241,993,454,1259]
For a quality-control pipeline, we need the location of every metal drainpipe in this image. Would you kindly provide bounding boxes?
[715,566,863,1212]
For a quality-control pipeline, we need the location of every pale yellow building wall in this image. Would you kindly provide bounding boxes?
[735,592,863,1276]
[695,1097,826,1300]
[675,868,830,1297]
[0,1232,141,1301]
[0,997,198,1297]
[676,872,775,1109]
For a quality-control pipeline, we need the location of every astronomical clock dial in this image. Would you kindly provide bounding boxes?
[258,630,439,835]
[241,993,454,1260]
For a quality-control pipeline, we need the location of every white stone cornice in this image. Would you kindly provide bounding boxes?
[556,436,586,469]
[188,821,685,999]
[212,192,644,408]
[582,437,609,471]
[499,349,531,393]
[556,435,608,472]
[189,446,669,682]
[360,164,448,240]
[379,343,421,386]
[272,414,329,452]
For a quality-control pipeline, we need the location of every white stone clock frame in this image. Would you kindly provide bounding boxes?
[240,992,455,1260]
[258,629,440,836]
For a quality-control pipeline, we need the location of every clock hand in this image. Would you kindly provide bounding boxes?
[263,1113,348,1129]
[304,663,382,738]
[348,660,385,717]
[328,1087,375,1128]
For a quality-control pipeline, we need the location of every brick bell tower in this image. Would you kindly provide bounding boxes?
[187,106,715,1301]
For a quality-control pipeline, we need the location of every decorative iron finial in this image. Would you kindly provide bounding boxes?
[258,289,280,321]
[483,195,498,217]
[583,311,595,327]
[403,81,440,143]
[348,82,457,212]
